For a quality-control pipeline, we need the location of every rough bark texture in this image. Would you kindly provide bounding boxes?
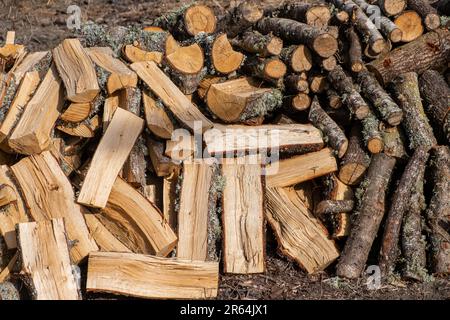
[362,110,384,154]
[358,69,403,126]
[336,153,396,279]
[426,146,450,275]
[285,73,309,93]
[231,31,283,57]
[346,27,363,73]
[276,2,332,28]
[419,70,450,144]
[309,96,349,158]
[315,200,354,216]
[217,0,264,38]
[244,56,287,84]
[393,72,437,151]
[382,125,408,159]
[379,147,429,278]
[367,29,450,85]
[339,125,370,185]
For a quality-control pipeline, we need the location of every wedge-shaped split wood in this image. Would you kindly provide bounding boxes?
[77,108,144,208]
[204,124,323,156]
[143,91,174,140]
[53,39,99,103]
[123,45,163,64]
[266,148,338,188]
[11,151,98,263]
[86,252,219,299]
[95,177,177,256]
[88,47,137,94]
[17,219,80,300]
[265,186,339,273]
[9,65,63,155]
[222,157,265,274]
[131,61,213,132]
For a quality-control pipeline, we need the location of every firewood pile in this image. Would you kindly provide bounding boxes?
[0,0,449,300]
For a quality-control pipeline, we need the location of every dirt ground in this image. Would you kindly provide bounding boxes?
[1,0,449,300]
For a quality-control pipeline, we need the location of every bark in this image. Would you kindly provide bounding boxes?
[426,146,450,275]
[256,17,338,58]
[285,73,309,93]
[308,96,348,158]
[346,27,363,73]
[217,0,264,38]
[407,0,441,30]
[393,72,437,151]
[379,146,429,278]
[326,89,342,109]
[328,65,370,119]
[276,2,332,28]
[336,153,396,279]
[339,125,370,185]
[382,125,408,159]
[419,70,450,144]
[315,200,354,216]
[231,31,283,57]
[358,69,403,126]
[367,29,450,85]
[361,110,384,154]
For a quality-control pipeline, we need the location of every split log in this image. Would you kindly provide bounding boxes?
[265,186,339,273]
[328,65,370,119]
[315,200,354,217]
[382,125,408,159]
[77,108,144,208]
[86,252,219,299]
[143,91,174,140]
[17,219,80,300]
[60,102,91,123]
[87,47,137,94]
[277,2,332,28]
[11,151,99,263]
[131,61,213,132]
[95,177,177,256]
[266,148,338,188]
[426,146,450,275]
[0,165,28,249]
[177,160,215,261]
[217,0,264,38]
[358,69,403,126]
[222,156,265,274]
[203,124,323,156]
[53,39,99,103]
[419,70,450,143]
[122,44,164,64]
[367,28,450,85]
[325,174,354,238]
[231,31,283,57]
[280,45,313,73]
[362,110,384,154]
[377,0,406,16]
[8,65,63,155]
[197,76,224,100]
[256,17,338,58]
[206,77,282,123]
[379,147,429,277]
[339,125,370,185]
[147,136,180,177]
[393,10,424,42]
[0,252,18,283]
[336,153,396,279]
[244,56,287,84]
[163,170,179,229]
[309,96,348,158]
[165,134,195,161]
[102,94,119,133]
[392,72,437,150]
[334,10,350,23]
[56,115,100,138]
[407,0,441,30]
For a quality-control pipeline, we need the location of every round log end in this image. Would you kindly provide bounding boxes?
[383,0,407,16]
[394,10,424,42]
[266,36,283,56]
[322,56,337,72]
[240,1,264,23]
[368,138,384,154]
[425,14,441,31]
[291,93,311,111]
[291,45,313,72]
[184,4,217,36]
[351,61,364,73]
[354,105,370,120]
[313,33,338,58]
[387,111,403,126]
[335,11,349,23]
[212,34,245,74]
[371,39,386,55]
[166,43,204,74]
[306,6,331,28]
[389,28,403,43]
[264,59,287,79]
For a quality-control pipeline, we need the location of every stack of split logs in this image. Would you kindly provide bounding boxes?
[0,0,449,300]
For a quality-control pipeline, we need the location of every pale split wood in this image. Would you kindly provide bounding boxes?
[131,61,213,132]
[265,186,339,273]
[17,219,80,300]
[163,170,179,230]
[86,251,219,299]
[60,102,92,123]
[11,151,98,263]
[122,45,163,64]
[222,156,265,274]
[102,94,119,133]
[77,108,144,208]
[142,91,174,140]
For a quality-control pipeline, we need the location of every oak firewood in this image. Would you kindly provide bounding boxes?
[256,17,338,58]
[290,93,312,111]
[379,146,429,277]
[346,27,363,72]
[266,148,338,188]
[77,108,144,209]
[217,0,263,38]
[265,186,339,273]
[334,10,350,23]
[60,102,91,123]
[393,10,424,42]
[222,156,265,274]
[122,45,164,64]
[277,1,332,28]
[143,91,174,140]
[419,70,450,144]
[285,73,310,93]
[377,0,407,16]
[336,153,396,279]
[147,136,180,177]
[206,77,282,123]
[56,115,100,138]
[280,45,313,72]
[339,125,370,185]
[86,252,219,299]
[244,56,287,84]
[367,29,449,85]
[328,65,370,119]
[326,89,343,109]
[309,74,328,94]
[407,0,441,30]
[393,72,437,151]
[309,96,348,158]
[315,200,354,217]
[426,146,450,275]
[382,125,408,159]
[203,124,324,156]
[358,69,403,126]
[362,110,384,154]
[102,94,119,133]
[163,170,179,230]
[11,151,99,263]
[231,31,283,57]
[17,219,80,300]
[131,61,213,132]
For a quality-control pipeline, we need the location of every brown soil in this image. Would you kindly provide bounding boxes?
[1,0,449,300]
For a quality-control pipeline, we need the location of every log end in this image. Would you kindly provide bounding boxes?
[386,111,403,127]
[371,39,386,55]
[425,14,441,31]
[266,36,283,56]
[264,59,287,80]
[184,5,217,36]
[389,28,403,43]
[368,138,384,154]
[291,93,311,111]
[394,11,424,43]
[383,0,407,17]
[312,33,338,58]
